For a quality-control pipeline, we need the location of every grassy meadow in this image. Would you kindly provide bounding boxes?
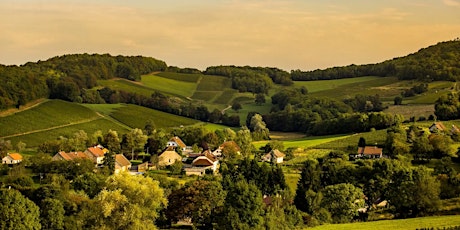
[309,215,460,230]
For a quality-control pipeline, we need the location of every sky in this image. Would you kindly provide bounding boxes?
[1,0,459,71]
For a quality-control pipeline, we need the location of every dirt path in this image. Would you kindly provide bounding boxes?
[221,105,232,114]
[0,116,103,139]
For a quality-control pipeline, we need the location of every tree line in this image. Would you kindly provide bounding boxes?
[291,40,460,81]
[0,53,166,109]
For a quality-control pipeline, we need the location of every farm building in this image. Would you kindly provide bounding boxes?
[2,153,23,164]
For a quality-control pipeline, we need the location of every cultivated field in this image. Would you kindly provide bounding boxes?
[7,118,129,147]
[156,72,201,83]
[108,104,199,129]
[310,215,460,230]
[294,76,382,93]
[141,74,197,98]
[0,100,99,138]
[98,79,154,97]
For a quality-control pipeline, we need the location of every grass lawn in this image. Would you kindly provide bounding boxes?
[309,215,460,230]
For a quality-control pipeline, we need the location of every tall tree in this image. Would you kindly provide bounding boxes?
[95,173,167,229]
[387,166,441,218]
[321,183,365,223]
[166,180,226,228]
[40,198,65,230]
[104,129,120,153]
[0,189,41,230]
[218,179,265,230]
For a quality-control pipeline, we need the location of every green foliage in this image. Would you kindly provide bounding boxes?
[435,92,460,120]
[95,173,167,229]
[0,189,41,230]
[291,40,460,82]
[387,166,441,218]
[320,183,365,223]
[166,180,226,227]
[218,179,265,230]
[40,198,65,230]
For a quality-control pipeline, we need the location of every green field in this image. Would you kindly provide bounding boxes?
[98,79,155,97]
[196,75,232,91]
[294,76,382,93]
[7,118,129,147]
[0,100,99,138]
[306,77,401,100]
[109,104,200,129]
[141,74,197,97]
[213,89,239,104]
[191,91,220,101]
[253,134,351,150]
[156,72,201,83]
[310,215,460,230]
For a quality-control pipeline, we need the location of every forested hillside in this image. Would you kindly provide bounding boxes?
[291,39,460,81]
[0,54,166,109]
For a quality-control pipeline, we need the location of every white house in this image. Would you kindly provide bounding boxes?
[2,153,23,164]
[262,149,285,164]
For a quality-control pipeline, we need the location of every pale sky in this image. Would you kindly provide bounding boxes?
[1,0,459,71]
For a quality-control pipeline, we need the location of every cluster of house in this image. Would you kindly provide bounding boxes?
[51,145,132,174]
[158,136,286,176]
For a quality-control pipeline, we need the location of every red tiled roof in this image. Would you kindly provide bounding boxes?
[86,146,106,157]
[115,154,131,168]
[57,151,88,160]
[357,146,382,155]
[7,153,22,161]
[170,136,186,148]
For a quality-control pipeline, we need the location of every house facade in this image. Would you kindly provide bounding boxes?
[158,149,182,166]
[114,154,132,174]
[166,136,188,151]
[2,153,23,164]
[84,145,108,165]
[262,149,285,164]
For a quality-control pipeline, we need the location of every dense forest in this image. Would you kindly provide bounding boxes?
[291,39,460,81]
